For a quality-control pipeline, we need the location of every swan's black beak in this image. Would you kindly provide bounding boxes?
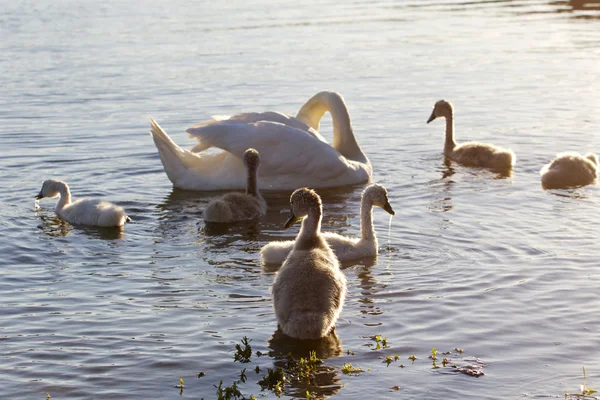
[283,211,302,229]
[427,110,437,124]
[383,201,395,216]
[35,192,43,200]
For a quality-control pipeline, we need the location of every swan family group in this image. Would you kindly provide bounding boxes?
[35,91,598,340]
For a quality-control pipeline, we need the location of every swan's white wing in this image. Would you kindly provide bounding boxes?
[186,121,357,183]
[187,112,326,152]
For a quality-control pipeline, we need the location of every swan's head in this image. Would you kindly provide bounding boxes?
[35,179,65,199]
[363,183,394,215]
[284,188,322,229]
[243,148,261,171]
[585,153,598,167]
[427,100,453,124]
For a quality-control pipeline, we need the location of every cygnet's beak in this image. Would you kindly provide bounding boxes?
[383,201,395,216]
[427,110,437,124]
[283,211,302,229]
[35,192,43,200]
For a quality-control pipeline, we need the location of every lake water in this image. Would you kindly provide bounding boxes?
[2,0,600,398]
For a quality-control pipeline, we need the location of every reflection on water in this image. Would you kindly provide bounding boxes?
[569,0,600,11]
[268,328,343,398]
[36,211,125,240]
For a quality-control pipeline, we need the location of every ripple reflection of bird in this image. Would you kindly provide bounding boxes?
[267,328,343,398]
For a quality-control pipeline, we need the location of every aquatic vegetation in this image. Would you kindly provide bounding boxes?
[341,363,365,375]
[429,348,438,361]
[175,377,184,395]
[565,367,597,399]
[215,380,243,400]
[198,371,206,378]
[408,354,417,362]
[383,354,400,367]
[287,351,323,383]
[234,336,253,363]
[391,386,400,391]
[369,334,389,350]
[239,368,247,383]
[257,368,285,397]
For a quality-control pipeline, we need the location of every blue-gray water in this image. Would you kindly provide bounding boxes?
[2,0,600,398]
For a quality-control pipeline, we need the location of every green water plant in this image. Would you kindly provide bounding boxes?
[257,367,285,397]
[341,363,365,375]
[565,367,597,399]
[234,336,253,363]
[215,380,243,400]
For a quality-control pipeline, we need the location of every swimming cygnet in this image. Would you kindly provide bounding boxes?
[203,148,267,223]
[260,183,394,264]
[271,188,347,340]
[427,100,516,170]
[540,152,598,189]
[35,179,130,227]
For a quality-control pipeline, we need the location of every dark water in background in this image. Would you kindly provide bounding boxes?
[2,0,600,398]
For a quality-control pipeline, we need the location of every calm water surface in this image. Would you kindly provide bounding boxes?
[2,0,600,398]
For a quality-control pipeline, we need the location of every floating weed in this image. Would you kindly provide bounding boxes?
[565,367,598,399]
[257,367,285,397]
[391,386,400,391]
[455,348,464,354]
[341,363,365,375]
[306,390,315,399]
[346,349,355,356]
[198,371,206,378]
[369,335,390,350]
[408,355,417,362]
[215,380,243,400]
[175,377,184,396]
[255,365,260,374]
[46,394,51,400]
[429,348,438,361]
[287,351,322,383]
[384,355,394,367]
[234,336,252,363]
[239,368,247,383]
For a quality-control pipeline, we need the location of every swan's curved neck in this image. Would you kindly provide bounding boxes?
[296,92,367,163]
[55,182,72,211]
[444,112,456,153]
[360,197,375,242]
[246,165,258,197]
[295,207,323,250]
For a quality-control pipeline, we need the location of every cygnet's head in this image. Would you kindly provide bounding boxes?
[243,148,261,170]
[427,99,453,124]
[585,153,598,167]
[284,187,322,229]
[363,184,395,215]
[35,179,65,199]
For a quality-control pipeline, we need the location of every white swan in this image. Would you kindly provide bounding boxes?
[271,188,347,340]
[540,152,599,189]
[203,148,267,222]
[35,179,130,227]
[260,183,394,264]
[427,100,516,170]
[149,91,372,191]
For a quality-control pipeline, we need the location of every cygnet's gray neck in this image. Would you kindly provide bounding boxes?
[444,112,456,154]
[294,208,324,250]
[246,165,258,197]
